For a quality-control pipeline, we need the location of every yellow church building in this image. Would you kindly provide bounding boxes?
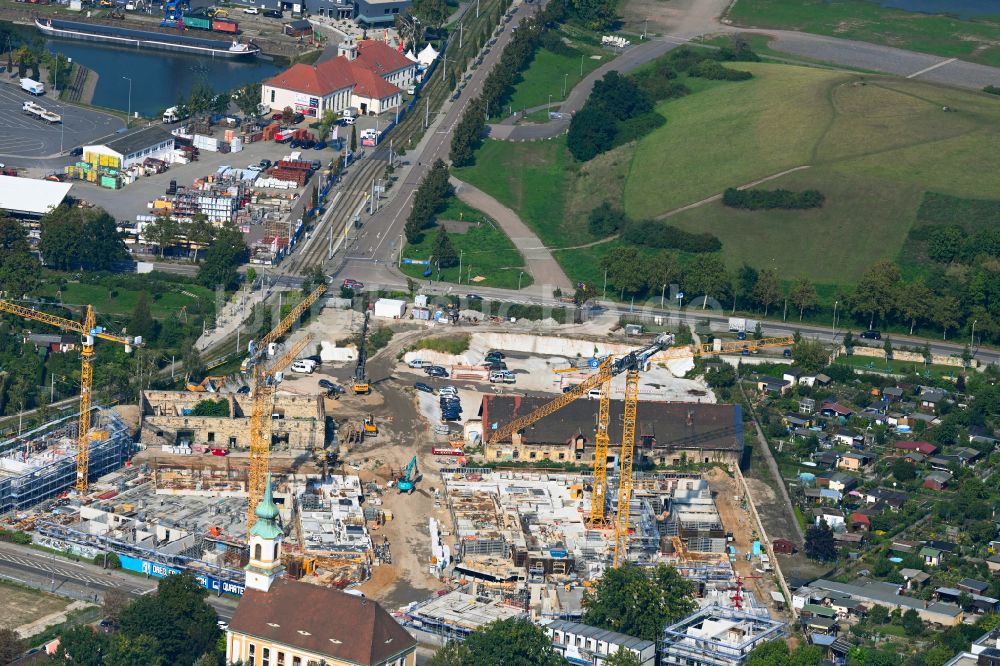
[226,476,417,666]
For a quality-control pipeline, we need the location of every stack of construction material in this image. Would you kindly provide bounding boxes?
[265,159,312,187]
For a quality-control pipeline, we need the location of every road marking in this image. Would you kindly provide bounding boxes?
[907,58,957,78]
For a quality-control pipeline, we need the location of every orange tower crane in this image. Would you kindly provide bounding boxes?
[0,300,141,492]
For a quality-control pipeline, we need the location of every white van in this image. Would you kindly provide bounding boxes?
[290,360,315,374]
[407,358,432,368]
[588,388,602,400]
[342,116,355,125]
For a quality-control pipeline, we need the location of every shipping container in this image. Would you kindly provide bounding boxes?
[186,15,211,29]
[212,19,238,33]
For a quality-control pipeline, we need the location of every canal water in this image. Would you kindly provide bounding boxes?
[874,0,1000,19]
[44,37,280,117]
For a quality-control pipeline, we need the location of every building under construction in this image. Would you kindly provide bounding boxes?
[0,408,133,514]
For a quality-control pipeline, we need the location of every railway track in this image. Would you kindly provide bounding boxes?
[281,0,507,277]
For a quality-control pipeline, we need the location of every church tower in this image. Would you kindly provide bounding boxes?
[245,474,285,593]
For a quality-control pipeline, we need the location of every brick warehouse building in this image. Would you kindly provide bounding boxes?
[479,397,746,468]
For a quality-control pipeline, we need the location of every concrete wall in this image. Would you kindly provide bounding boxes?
[841,346,974,369]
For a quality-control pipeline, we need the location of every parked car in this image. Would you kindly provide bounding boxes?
[484,361,507,371]
[70,146,83,156]
[243,6,258,12]
[271,112,283,120]
[318,379,337,390]
[314,140,327,150]
[291,360,315,373]
[415,382,434,394]
[490,370,516,384]
[486,350,505,359]
[343,278,364,290]
[860,330,882,340]
[263,8,282,17]
[408,358,431,369]
[466,293,483,301]
[426,366,449,378]
[259,158,272,169]
[236,385,251,394]
[439,386,458,397]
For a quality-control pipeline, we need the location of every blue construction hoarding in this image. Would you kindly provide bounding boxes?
[118,554,245,596]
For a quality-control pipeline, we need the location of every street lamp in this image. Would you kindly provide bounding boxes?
[563,73,568,98]
[832,300,838,337]
[971,319,977,349]
[518,271,524,290]
[548,94,552,109]
[122,76,133,129]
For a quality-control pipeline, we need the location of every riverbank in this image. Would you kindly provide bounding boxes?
[0,4,316,61]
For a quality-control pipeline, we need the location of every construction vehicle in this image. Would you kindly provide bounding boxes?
[247,334,312,529]
[363,414,377,436]
[0,300,140,492]
[241,284,327,373]
[397,456,418,493]
[352,312,370,394]
[185,375,227,392]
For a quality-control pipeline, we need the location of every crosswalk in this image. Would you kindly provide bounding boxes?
[0,550,147,593]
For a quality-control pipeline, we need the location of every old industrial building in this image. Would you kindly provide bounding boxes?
[141,391,326,452]
[479,397,745,468]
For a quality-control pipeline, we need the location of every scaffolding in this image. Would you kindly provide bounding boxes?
[0,408,132,514]
[659,605,786,666]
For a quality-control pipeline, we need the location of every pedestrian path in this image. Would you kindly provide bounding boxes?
[449,176,573,291]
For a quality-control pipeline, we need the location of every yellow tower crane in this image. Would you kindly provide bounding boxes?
[243,282,327,531]
[0,300,140,492]
[247,333,313,529]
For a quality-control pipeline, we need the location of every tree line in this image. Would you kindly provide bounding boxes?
[450,0,569,166]
[722,187,825,210]
[587,202,722,253]
[404,159,453,243]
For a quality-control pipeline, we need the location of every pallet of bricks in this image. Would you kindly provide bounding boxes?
[258,160,313,189]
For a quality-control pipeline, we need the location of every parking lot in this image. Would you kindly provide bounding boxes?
[0,78,121,163]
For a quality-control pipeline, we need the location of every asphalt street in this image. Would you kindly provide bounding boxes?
[0,541,239,620]
[0,76,122,166]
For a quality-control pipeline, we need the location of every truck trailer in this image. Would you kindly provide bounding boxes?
[20,78,45,95]
[22,101,61,123]
[728,317,759,333]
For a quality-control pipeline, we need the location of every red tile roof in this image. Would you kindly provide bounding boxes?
[355,39,415,76]
[895,440,937,455]
[265,58,356,96]
[229,579,415,665]
[349,61,400,100]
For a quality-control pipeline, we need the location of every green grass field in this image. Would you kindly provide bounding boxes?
[501,45,607,116]
[727,0,1000,68]
[627,63,1000,282]
[399,197,532,290]
[36,281,215,318]
[832,353,963,379]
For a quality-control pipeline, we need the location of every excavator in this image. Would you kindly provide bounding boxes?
[397,456,418,493]
[352,312,370,394]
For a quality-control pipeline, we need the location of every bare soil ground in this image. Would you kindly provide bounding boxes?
[0,580,71,632]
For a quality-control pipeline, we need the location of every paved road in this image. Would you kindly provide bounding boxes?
[450,176,572,290]
[0,542,239,619]
[0,75,121,166]
[487,2,1000,141]
[334,0,545,284]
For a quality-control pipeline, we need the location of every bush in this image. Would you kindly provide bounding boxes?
[984,85,1000,96]
[621,219,722,253]
[614,110,666,146]
[722,187,825,210]
[588,201,628,237]
[191,399,229,417]
[689,60,752,81]
[368,327,394,352]
[0,529,32,545]
[540,31,575,56]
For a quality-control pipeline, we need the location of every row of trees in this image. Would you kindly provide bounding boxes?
[722,188,825,210]
[38,207,129,273]
[404,159,453,243]
[450,0,569,166]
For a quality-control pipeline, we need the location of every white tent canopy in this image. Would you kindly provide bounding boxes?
[405,49,417,62]
[417,43,439,67]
